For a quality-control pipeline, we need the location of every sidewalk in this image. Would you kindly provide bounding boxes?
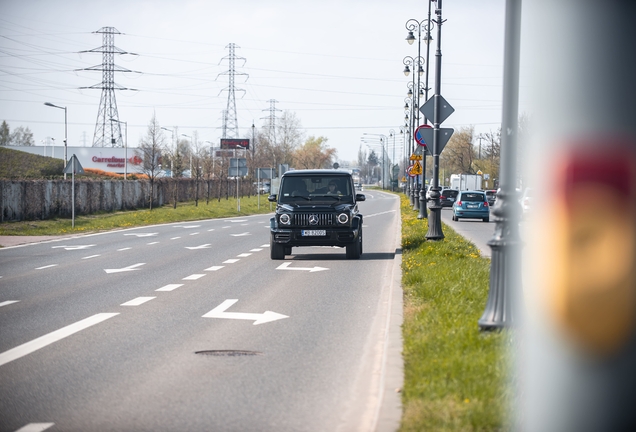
[0,236,61,248]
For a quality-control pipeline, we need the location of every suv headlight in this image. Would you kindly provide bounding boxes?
[279,213,291,225]
[337,213,349,224]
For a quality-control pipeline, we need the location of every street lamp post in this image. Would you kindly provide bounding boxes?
[406,14,434,219]
[403,57,424,211]
[389,129,396,191]
[44,102,67,179]
[425,0,446,240]
[109,118,127,179]
[363,133,388,189]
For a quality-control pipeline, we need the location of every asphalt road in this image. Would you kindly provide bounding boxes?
[439,206,496,257]
[0,190,403,432]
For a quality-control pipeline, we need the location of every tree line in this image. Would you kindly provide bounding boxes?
[0,121,35,146]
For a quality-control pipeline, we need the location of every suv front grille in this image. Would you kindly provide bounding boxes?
[292,213,334,227]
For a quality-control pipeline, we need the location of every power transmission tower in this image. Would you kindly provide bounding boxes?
[79,27,139,147]
[261,99,281,144]
[217,43,248,139]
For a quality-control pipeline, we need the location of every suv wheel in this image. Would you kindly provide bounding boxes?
[346,227,362,259]
[270,237,286,260]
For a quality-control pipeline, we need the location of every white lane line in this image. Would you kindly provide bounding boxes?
[147,242,159,245]
[15,423,55,432]
[237,253,252,258]
[205,266,224,271]
[156,284,184,292]
[36,264,58,270]
[231,232,251,237]
[250,248,263,252]
[0,313,119,367]
[189,232,200,236]
[117,247,132,251]
[260,244,269,248]
[223,259,240,264]
[0,300,19,308]
[222,226,231,229]
[207,229,215,232]
[121,297,156,306]
[183,274,205,280]
[171,237,181,240]
[82,255,101,260]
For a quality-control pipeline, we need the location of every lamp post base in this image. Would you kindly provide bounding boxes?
[425,192,444,240]
[418,187,428,219]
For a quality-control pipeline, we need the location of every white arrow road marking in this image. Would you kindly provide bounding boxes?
[15,422,55,432]
[0,300,19,308]
[124,233,157,237]
[121,297,155,306]
[231,232,251,237]
[156,284,184,292]
[104,263,145,274]
[202,299,288,325]
[51,245,95,250]
[185,244,211,250]
[276,262,329,272]
[0,313,119,367]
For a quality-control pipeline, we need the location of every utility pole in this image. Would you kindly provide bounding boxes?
[217,43,247,139]
[78,27,139,148]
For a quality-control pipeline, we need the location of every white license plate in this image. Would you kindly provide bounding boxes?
[467,204,479,209]
[302,230,326,236]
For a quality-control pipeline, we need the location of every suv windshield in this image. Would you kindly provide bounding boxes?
[279,176,353,204]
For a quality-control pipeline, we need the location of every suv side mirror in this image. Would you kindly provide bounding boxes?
[355,194,366,202]
[268,194,277,202]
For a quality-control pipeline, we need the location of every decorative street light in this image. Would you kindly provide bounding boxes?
[109,118,128,179]
[44,102,67,179]
[406,13,434,219]
[403,55,424,211]
[425,0,447,240]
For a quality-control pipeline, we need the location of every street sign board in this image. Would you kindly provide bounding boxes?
[420,95,455,124]
[416,127,455,153]
[411,161,423,175]
[229,158,248,176]
[257,168,275,179]
[220,138,250,150]
[63,154,85,174]
[415,124,432,146]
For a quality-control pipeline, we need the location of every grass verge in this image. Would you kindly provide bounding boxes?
[398,193,511,431]
[0,195,274,236]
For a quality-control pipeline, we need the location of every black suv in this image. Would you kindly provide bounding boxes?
[268,170,365,259]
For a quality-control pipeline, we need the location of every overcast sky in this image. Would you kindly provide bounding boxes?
[1,0,515,164]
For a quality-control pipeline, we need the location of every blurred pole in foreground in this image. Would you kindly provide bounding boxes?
[478,0,522,330]
[522,0,636,430]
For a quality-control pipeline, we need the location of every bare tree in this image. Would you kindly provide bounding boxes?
[136,114,166,210]
[441,126,476,175]
[10,126,35,146]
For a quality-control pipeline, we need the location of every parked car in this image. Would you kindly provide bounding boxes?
[440,189,459,207]
[484,189,497,206]
[452,190,490,222]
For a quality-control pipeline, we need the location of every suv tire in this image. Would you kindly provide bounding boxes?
[346,227,362,259]
[270,237,286,260]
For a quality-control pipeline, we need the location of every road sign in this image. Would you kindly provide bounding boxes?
[416,127,455,153]
[63,154,84,174]
[420,94,455,124]
[407,165,416,177]
[410,154,422,161]
[411,161,423,175]
[415,124,432,146]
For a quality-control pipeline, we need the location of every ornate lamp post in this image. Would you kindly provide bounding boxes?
[403,55,424,210]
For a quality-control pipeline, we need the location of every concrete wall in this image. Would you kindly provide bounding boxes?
[1,178,253,222]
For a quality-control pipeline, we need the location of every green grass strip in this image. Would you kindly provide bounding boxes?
[0,195,274,236]
[399,193,511,431]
